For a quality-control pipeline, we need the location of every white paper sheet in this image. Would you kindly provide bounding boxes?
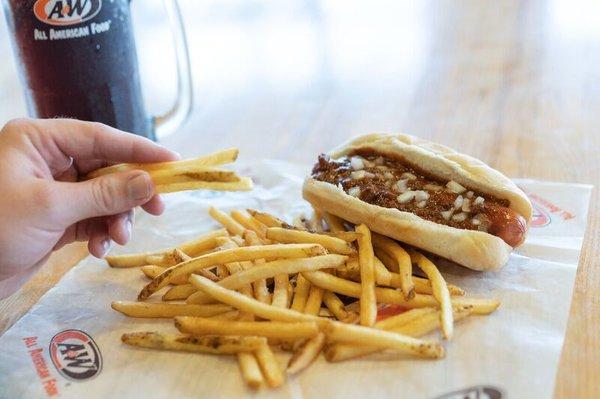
[0,160,593,399]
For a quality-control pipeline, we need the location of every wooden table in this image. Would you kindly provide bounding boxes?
[0,1,597,397]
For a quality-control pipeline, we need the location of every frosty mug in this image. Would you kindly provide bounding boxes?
[2,0,192,140]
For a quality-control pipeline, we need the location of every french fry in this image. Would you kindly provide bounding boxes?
[162,284,197,301]
[290,274,311,312]
[175,317,320,340]
[411,276,465,296]
[111,301,232,318]
[371,234,414,300]
[326,306,473,362]
[304,285,324,315]
[272,273,290,308]
[237,352,264,389]
[189,275,320,323]
[322,211,345,233]
[88,148,240,179]
[356,224,377,326]
[186,255,346,305]
[322,291,349,321]
[208,207,245,236]
[246,209,285,228]
[140,265,167,279]
[121,332,265,355]
[150,167,240,185]
[210,310,241,320]
[287,333,326,375]
[324,321,444,359]
[156,177,253,193]
[138,243,327,300]
[302,270,497,314]
[105,228,226,268]
[410,250,453,340]
[265,228,356,255]
[255,343,285,388]
[231,210,268,239]
[242,230,272,304]
[374,249,398,273]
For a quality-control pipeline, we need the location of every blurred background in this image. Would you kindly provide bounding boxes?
[1,0,599,175]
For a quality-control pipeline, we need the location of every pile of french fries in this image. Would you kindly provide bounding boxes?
[86,148,252,193]
[107,207,500,389]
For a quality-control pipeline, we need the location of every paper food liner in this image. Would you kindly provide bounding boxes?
[0,160,593,399]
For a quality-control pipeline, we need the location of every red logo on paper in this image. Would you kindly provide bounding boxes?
[49,329,102,381]
[530,203,551,228]
[34,0,102,26]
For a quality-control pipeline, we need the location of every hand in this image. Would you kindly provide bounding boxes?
[0,118,179,297]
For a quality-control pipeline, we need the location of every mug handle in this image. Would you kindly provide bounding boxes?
[153,0,193,140]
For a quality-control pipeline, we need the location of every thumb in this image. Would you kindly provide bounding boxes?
[57,170,155,224]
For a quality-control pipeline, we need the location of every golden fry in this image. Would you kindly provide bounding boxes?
[121,332,265,355]
[266,227,356,255]
[356,224,377,326]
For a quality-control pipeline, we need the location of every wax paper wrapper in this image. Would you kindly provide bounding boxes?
[0,160,593,399]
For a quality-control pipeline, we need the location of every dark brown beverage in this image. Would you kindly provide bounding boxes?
[3,0,152,138]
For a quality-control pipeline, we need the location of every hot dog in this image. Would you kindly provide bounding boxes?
[302,134,532,271]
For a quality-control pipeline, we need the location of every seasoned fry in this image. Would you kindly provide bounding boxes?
[140,265,167,279]
[247,209,285,228]
[290,274,311,312]
[121,332,265,355]
[231,210,268,239]
[175,317,320,340]
[272,273,290,308]
[372,234,414,300]
[322,291,349,321]
[88,148,240,179]
[304,285,324,315]
[302,271,496,314]
[356,224,377,326]
[255,343,285,388]
[237,352,264,389]
[189,275,319,323]
[410,250,453,340]
[324,321,444,359]
[105,228,226,268]
[138,243,327,300]
[326,306,473,362]
[208,207,246,236]
[287,333,326,375]
[242,230,272,304]
[151,167,240,185]
[186,255,346,305]
[111,301,232,318]
[266,228,356,255]
[162,284,197,301]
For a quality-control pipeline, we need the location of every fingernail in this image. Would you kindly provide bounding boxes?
[125,218,132,241]
[100,239,111,257]
[127,172,153,201]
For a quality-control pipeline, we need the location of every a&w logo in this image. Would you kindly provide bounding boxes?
[34,0,102,26]
[49,329,102,381]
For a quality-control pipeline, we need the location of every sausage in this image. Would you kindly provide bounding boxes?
[484,204,527,247]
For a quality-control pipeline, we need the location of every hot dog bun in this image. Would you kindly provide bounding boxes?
[302,134,532,271]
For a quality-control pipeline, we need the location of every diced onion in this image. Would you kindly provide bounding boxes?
[416,201,427,208]
[350,170,366,180]
[441,210,453,220]
[453,195,464,210]
[466,191,474,198]
[414,190,430,202]
[446,180,466,194]
[395,179,409,193]
[401,172,417,180]
[348,186,361,197]
[397,191,415,204]
[462,198,471,212]
[384,172,394,180]
[473,196,485,206]
[451,212,468,222]
[350,156,364,170]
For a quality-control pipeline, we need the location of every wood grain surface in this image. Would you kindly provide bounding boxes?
[0,1,597,397]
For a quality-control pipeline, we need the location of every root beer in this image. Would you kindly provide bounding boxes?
[3,0,152,137]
